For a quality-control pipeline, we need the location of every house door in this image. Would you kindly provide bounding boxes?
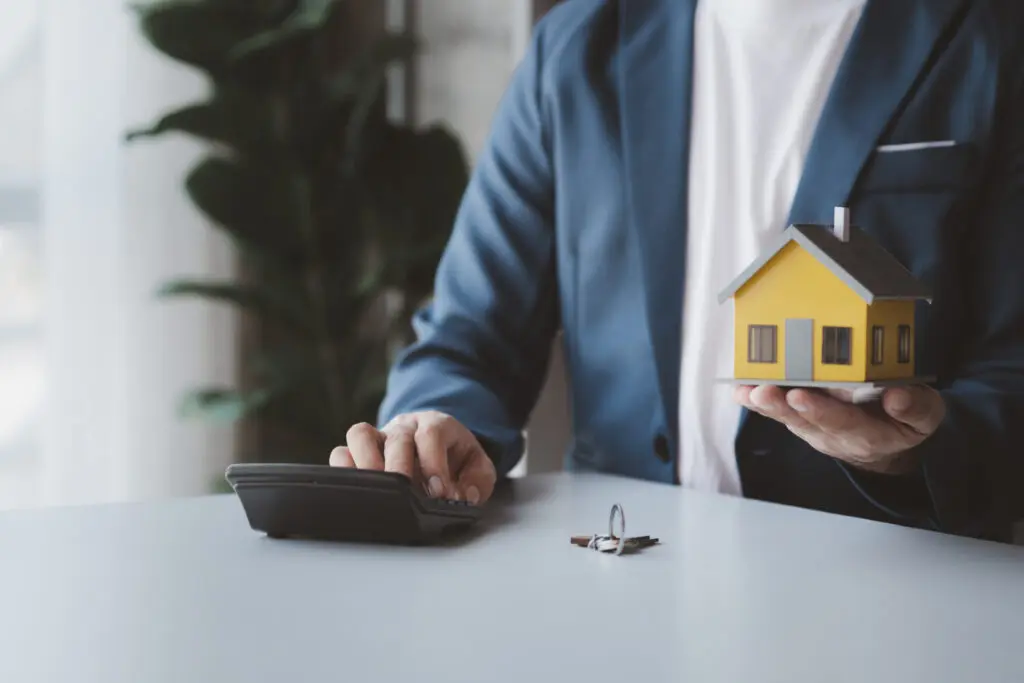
[785,319,814,381]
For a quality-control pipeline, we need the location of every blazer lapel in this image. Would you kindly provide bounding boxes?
[619,0,697,454]
[737,0,968,436]
[787,0,968,225]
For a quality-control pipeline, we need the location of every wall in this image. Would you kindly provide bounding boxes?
[411,0,526,159]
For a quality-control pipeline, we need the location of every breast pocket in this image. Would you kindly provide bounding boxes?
[856,143,979,194]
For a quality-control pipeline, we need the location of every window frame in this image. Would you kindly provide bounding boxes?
[821,326,853,365]
[897,325,912,364]
[871,325,884,365]
[747,324,778,364]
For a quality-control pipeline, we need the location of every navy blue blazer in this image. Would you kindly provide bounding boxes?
[379,0,1024,541]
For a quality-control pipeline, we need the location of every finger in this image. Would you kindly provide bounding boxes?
[733,385,773,418]
[733,384,755,405]
[883,386,945,435]
[455,451,497,505]
[747,385,816,432]
[785,388,869,433]
[329,446,355,467]
[414,415,455,498]
[382,428,417,480]
[787,387,930,462]
[346,422,385,470]
[821,387,859,403]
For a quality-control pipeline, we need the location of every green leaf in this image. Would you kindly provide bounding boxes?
[179,387,275,422]
[326,34,419,175]
[185,156,305,266]
[360,122,468,292]
[324,33,418,101]
[127,103,209,142]
[229,0,340,62]
[126,101,238,146]
[287,0,337,26]
[248,344,323,388]
[354,259,386,297]
[124,91,278,155]
[132,1,264,73]
[157,279,314,333]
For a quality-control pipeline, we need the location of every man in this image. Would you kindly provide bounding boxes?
[330,0,1024,542]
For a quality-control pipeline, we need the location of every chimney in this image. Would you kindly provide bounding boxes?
[833,206,850,242]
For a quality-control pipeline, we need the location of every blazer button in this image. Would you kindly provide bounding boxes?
[653,434,671,463]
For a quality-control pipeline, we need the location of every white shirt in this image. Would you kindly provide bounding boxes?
[679,0,867,494]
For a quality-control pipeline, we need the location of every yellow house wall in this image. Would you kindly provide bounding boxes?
[865,300,916,380]
[733,241,868,382]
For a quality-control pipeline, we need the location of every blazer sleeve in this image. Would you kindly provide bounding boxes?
[376,28,559,477]
[846,67,1024,541]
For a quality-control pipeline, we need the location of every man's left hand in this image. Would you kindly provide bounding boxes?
[734,384,946,475]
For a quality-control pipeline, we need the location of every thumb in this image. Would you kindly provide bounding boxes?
[883,385,945,435]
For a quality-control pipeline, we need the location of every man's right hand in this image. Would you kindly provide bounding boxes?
[329,411,497,505]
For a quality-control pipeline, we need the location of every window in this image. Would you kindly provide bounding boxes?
[898,325,912,364]
[871,325,884,365]
[748,325,777,363]
[821,326,852,364]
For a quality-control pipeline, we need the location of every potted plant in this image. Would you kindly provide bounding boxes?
[126,0,470,464]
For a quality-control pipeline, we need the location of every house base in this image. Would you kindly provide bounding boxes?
[716,377,938,403]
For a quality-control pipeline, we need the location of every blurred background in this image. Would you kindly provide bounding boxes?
[0,0,571,512]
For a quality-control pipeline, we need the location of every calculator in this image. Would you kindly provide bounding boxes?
[224,463,485,545]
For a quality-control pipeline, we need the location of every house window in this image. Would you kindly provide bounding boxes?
[898,325,912,363]
[871,326,884,365]
[821,326,852,364]
[748,325,777,363]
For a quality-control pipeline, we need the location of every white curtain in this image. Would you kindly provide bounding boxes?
[0,2,40,508]
[34,0,238,508]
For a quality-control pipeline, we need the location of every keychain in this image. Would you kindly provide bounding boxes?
[570,504,659,555]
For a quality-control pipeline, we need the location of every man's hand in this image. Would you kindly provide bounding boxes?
[329,411,497,505]
[734,384,946,475]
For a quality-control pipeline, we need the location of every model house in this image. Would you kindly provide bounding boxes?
[718,207,932,387]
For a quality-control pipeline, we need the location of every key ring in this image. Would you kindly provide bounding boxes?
[571,503,658,554]
[608,503,626,555]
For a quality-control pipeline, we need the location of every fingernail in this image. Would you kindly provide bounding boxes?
[466,486,480,505]
[752,389,771,410]
[891,391,911,411]
[788,395,807,412]
[428,476,444,498]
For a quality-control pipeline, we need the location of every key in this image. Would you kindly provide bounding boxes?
[570,535,658,549]
[570,504,660,555]
[570,534,660,553]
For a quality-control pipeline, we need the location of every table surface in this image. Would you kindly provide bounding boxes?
[2,472,1023,683]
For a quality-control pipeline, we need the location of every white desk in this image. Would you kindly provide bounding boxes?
[1,472,1023,683]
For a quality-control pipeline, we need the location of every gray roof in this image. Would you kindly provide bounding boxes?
[717,224,933,305]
